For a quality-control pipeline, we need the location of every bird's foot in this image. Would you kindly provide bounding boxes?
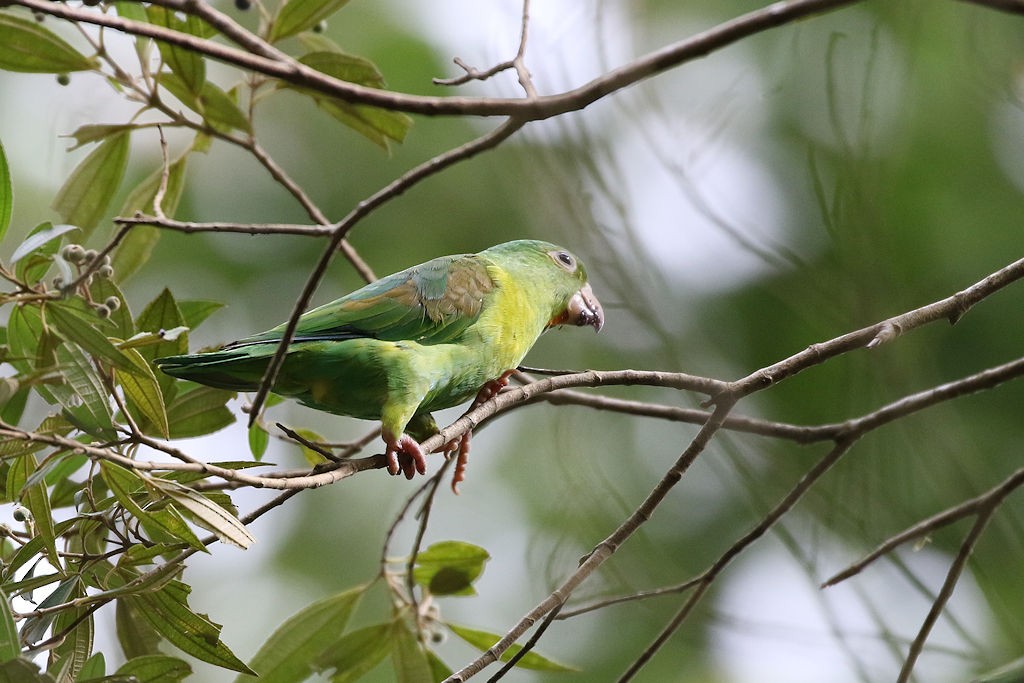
[384,433,427,479]
[440,370,515,493]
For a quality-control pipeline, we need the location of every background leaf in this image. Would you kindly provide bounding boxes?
[52,132,130,239]
[0,12,97,73]
[269,0,350,43]
[0,137,10,243]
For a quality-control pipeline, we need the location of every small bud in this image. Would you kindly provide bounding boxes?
[104,296,121,311]
[94,304,111,319]
[52,276,64,290]
[234,0,251,9]
[57,73,70,86]
[313,20,327,33]
[82,249,99,264]
[97,264,114,279]
[33,11,44,22]
[61,244,85,263]
[12,506,30,523]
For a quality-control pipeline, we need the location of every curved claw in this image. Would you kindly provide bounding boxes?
[384,434,427,479]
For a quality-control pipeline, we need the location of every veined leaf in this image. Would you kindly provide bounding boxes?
[177,300,224,330]
[8,453,59,568]
[9,222,77,265]
[146,7,205,94]
[165,384,235,438]
[0,137,11,243]
[52,132,131,239]
[158,72,250,133]
[0,588,20,663]
[148,479,254,550]
[46,301,141,374]
[64,123,143,151]
[115,599,162,661]
[46,582,93,681]
[134,289,187,401]
[75,652,105,681]
[234,587,364,683]
[55,342,116,439]
[269,0,350,43]
[126,581,253,675]
[100,462,205,552]
[313,623,390,683]
[447,623,577,672]
[117,347,169,439]
[20,576,79,646]
[0,12,97,73]
[115,654,191,683]
[390,616,432,683]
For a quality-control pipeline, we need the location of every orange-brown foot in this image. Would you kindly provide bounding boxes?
[442,369,516,493]
[384,433,427,479]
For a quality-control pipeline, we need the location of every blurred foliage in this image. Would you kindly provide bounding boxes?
[1,0,1024,682]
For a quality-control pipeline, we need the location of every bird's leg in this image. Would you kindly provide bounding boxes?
[384,432,427,480]
[446,369,515,493]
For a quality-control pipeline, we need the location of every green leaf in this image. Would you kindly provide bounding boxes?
[52,132,131,239]
[413,541,490,597]
[90,278,134,340]
[289,52,411,149]
[100,462,205,552]
[115,655,191,683]
[46,302,141,374]
[234,587,364,683]
[146,7,205,94]
[0,587,19,663]
[269,0,350,43]
[314,623,390,683]
[75,651,105,680]
[9,222,77,265]
[134,289,187,400]
[115,600,162,661]
[8,453,59,568]
[126,581,253,675]
[117,347,169,439]
[165,384,235,438]
[0,657,55,682]
[20,576,79,645]
[63,123,142,151]
[177,300,224,330]
[55,342,116,439]
[47,584,93,681]
[0,138,11,243]
[111,226,160,284]
[0,12,97,73]
[391,617,432,683]
[426,650,452,681]
[447,623,577,672]
[158,72,250,133]
[148,479,254,549]
[247,423,268,460]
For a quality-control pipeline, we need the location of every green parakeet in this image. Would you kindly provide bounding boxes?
[155,240,603,488]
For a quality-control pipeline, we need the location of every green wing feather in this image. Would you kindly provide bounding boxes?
[154,253,495,391]
[231,253,493,347]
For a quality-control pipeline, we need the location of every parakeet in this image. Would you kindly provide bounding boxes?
[154,240,603,490]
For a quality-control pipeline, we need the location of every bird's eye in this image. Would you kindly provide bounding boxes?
[550,250,576,271]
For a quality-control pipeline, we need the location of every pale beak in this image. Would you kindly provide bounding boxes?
[565,283,604,332]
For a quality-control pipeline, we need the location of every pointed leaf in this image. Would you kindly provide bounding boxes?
[165,384,235,438]
[100,462,205,552]
[146,7,205,94]
[447,623,577,672]
[0,588,20,663]
[115,600,162,660]
[115,654,191,683]
[177,300,223,330]
[314,623,390,683]
[20,576,79,645]
[63,123,142,151]
[9,223,77,265]
[298,51,384,88]
[55,343,116,439]
[0,12,97,73]
[75,652,105,680]
[46,584,93,681]
[158,72,250,133]
[127,582,253,675]
[134,289,186,400]
[149,480,254,549]
[247,423,269,460]
[269,0,350,43]
[52,132,131,238]
[8,453,58,567]
[0,138,11,243]
[234,587,364,683]
[46,302,141,374]
[117,348,169,439]
[391,618,432,683]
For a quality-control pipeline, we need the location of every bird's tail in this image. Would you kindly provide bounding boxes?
[154,343,276,392]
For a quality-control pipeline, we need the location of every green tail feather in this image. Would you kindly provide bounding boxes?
[154,344,275,392]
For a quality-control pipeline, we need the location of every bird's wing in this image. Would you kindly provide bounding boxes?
[227,254,495,348]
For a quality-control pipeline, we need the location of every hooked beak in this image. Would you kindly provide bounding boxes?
[565,283,604,332]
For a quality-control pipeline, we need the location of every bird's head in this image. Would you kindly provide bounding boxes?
[482,240,604,333]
